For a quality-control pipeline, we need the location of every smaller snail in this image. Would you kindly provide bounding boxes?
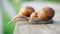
[29,12,38,24]
[18,6,35,17]
[30,12,38,20]
[37,7,55,20]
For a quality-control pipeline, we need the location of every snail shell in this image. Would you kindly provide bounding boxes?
[29,12,38,23]
[37,7,55,20]
[30,12,38,20]
[18,6,35,17]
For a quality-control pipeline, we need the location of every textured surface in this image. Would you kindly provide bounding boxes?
[14,15,60,34]
[14,22,60,34]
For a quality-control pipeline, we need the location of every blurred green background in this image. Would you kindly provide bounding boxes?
[1,0,60,34]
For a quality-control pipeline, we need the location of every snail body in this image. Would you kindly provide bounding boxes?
[37,7,55,20]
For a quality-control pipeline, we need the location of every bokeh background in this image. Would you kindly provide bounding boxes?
[0,0,60,34]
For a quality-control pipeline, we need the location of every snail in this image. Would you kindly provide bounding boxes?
[30,12,38,20]
[29,12,38,23]
[18,6,35,17]
[7,6,35,24]
[37,7,55,20]
[13,6,35,23]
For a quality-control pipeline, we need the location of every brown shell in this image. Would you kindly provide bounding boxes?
[37,7,55,20]
[18,6,35,17]
[30,12,38,20]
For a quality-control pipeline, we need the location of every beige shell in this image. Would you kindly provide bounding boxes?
[37,7,55,20]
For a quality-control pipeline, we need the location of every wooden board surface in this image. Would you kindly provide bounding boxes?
[14,22,60,34]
